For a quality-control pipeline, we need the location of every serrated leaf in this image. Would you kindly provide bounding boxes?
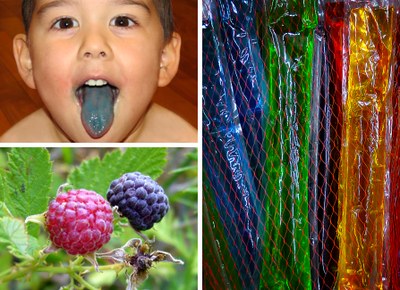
[0,217,33,259]
[67,148,167,196]
[2,148,53,219]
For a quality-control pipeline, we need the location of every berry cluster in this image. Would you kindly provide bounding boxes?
[46,189,114,255]
[107,172,169,231]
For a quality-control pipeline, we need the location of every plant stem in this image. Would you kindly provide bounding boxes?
[0,262,124,283]
[72,272,98,290]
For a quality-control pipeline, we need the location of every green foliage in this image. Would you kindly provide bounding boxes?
[141,148,198,290]
[67,148,167,196]
[0,216,36,260]
[0,148,52,219]
[0,148,197,290]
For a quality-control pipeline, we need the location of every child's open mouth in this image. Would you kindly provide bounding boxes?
[75,79,119,139]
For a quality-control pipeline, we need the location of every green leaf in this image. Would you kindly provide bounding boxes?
[0,202,13,218]
[0,217,34,259]
[2,148,53,219]
[0,172,6,202]
[67,148,167,196]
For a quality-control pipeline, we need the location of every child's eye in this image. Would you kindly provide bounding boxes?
[110,16,136,28]
[52,17,79,29]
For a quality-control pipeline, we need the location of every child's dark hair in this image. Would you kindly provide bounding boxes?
[21,0,174,40]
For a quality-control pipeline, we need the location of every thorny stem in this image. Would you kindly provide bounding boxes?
[1,237,184,289]
[0,260,124,284]
[0,251,47,279]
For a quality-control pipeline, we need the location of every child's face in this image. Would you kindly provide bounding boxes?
[15,0,179,141]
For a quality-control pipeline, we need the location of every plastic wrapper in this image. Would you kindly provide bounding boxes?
[203,181,241,289]
[385,8,400,289]
[309,26,339,290]
[309,1,352,288]
[202,0,263,287]
[308,29,324,290]
[256,0,317,288]
[216,0,268,188]
[203,0,399,288]
[336,2,396,289]
[309,1,337,289]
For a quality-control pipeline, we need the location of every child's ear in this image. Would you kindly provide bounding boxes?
[13,34,35,89]
[158,32,181,87]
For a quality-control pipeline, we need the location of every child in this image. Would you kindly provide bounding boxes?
[0,0,197,142]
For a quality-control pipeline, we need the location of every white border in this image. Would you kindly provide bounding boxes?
[197,0,203,289]
[0,142,198,148]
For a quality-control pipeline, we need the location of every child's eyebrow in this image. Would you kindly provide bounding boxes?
[115,0,151,14]
[36,0,151,16]
[36,0,76,15]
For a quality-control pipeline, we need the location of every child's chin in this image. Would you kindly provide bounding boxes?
[65,129,115,142]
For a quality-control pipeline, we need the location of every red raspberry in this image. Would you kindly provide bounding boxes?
[46,189,114,255]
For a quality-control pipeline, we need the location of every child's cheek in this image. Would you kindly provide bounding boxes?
[33,53,73,96]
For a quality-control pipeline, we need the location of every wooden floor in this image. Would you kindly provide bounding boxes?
[0,0,198,136]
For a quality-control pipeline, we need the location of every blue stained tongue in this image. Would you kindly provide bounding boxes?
[81,85,115,138]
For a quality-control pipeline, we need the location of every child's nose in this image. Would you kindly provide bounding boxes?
[79,30,112,60]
